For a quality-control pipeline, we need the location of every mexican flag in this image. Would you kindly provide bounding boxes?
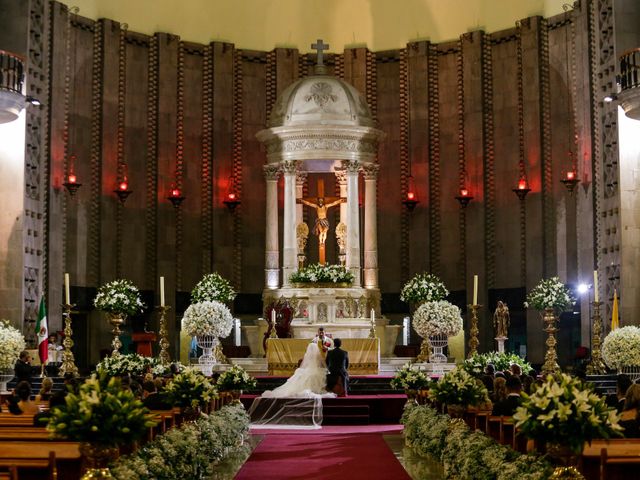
[35,297,48,364]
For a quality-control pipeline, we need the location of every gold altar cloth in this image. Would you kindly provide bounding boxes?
[266,338,379,375]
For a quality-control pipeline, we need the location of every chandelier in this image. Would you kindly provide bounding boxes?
[0,50,35,123]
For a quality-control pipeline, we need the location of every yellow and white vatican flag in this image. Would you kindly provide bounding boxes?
[611,289,619,331]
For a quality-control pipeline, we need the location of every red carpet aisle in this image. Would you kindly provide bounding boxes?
[234,433,411,480]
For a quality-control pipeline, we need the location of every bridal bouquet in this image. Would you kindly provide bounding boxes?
[191,272,236,304]
[216,365,257,391]
[524,277,575,313]
[514,373,622,454]
[94,279,145,316]
[400,272,448,305]
[0,320,26,370]
[181,300,234,338]
[602,326,640,369]
[412,300,463,338]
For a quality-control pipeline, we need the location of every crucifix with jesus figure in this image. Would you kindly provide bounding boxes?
[297,178,345,265]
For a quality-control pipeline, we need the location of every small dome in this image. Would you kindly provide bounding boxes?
[268,74,374,128]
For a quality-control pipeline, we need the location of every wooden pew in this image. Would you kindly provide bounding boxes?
[0,415,36,427]
[0,446,73,480]
[0,467,17,480]
[580,439,640,480]
[0,427,49,441]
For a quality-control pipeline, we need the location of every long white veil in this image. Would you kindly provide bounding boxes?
[249,342,334,429]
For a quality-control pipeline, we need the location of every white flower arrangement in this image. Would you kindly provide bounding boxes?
[96,353,180,377]
[412,300,463,338]
[216,364,257,391]
[400,272,449,305]
[390,363,430,391]
[524,276,575,313]
[0,320,26,370]
[191,272,236,304]
[514,373,622,454]
[289,263,354,284]
[429,367,489,407]
[164,367,218,409]
[602,326,640,369]
[94,279,145,316]
[181,300,233,338]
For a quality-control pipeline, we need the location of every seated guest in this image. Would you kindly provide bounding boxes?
[510,363,522,378]
[492,376,523,416]
[492,377,507,404]
[481,364,495,393]
[620,384,640,438]
[7,395,22,415]
[521,374,534,395]
[33,391,66,426]
[63,372,79,394]
[14,351,33,384]
[142,381,172,410]
[36,377,53,402]
[14,381,40,414]
[606,374,632,413]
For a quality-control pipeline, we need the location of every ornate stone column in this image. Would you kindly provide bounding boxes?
[295,171,307,225]
[282,161,298,287]
[264,164,280,289]
[335,168,348,224]
[363,163,379,289]
[345,160,361,286]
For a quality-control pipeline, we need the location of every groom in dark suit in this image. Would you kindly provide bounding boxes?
[326,338,349,397]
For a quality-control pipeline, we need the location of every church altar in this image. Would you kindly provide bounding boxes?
[265,338,379,375]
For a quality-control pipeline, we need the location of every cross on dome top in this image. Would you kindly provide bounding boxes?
[311,39,329,75]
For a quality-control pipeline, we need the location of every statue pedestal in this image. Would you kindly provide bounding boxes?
[132,332,157,357]
[495,336,507,354]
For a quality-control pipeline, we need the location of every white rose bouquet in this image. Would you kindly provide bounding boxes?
[524,277,575,313]
[191,272,236,304]
[602,326,640,370]
[94,279,145,316]
[0,320,26,370]
[400,272,448,305]
[412,300,463,338]
[182,300,234,338]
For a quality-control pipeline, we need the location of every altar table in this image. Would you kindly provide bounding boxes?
[265,338,379,375]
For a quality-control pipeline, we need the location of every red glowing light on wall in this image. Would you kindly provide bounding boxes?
[566,171,575,180]
[460,188,469,197]
[170,187,181,198]
[119,179,128,191]
[406,191,415,200]
[518,178,528,190]
[227,192,236,201]
[67,173,77,184]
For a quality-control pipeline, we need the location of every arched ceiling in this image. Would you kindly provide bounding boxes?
[63,0,567,51]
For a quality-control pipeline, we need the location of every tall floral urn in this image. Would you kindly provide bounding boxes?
[182,300,234,376]
[602,325,640,381]
[0,320,26,393]
[412,300,463,372]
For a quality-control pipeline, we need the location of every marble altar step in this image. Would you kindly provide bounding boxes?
[323,404,370,425]
[246,375,399,395]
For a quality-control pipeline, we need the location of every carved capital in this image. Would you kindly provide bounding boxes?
[296,171,307,186]
[263,164,281,181]
[281,160,298,175]
[343,159,361,175]
[362,163,379,180]
[334,168,347,185]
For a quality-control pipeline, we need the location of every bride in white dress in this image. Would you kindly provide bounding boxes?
[249,342,335,428]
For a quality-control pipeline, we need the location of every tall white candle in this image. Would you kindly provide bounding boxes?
[235,318,241,347]
[593,270,599,303]
[64,273,70,305]
[271,308,276,325]
[473,275,478,306]
[160,276,165,307]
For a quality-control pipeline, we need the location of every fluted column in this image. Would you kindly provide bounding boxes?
[295,171,306,225]
[345,160,361,286]
[264,165,280,289]
[282,161,298,286]
[363,163,379,289]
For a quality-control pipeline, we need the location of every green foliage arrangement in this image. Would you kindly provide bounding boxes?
[402,405,553,480]
[47,375,157,447]
[390,363,430,391]
[289,263,354,284]
[164,367,217,409]
[524,277,576,313]
[513,373,622,454]
[110,403,250,480]
[191,272,236,304]
[400,272,448,305]
[94,279,145,316]
[461,352,533,377]
[429,367,489,408]
[216,365,257,391]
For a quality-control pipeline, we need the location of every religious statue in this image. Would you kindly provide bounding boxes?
[493,301,510,338]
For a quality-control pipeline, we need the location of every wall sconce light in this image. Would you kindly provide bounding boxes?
[512,177,531,200]
[455,187,473,208]
[167,183,185,208]
[402,175,419,211]
[560,170,579,194]
[114,174,132,203]
[63,155,82,196]
[223,175,240,211]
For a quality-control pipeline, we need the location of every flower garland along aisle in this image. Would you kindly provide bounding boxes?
[289,263,354,286]
[602,325,640,379]
[94,279,145,356]
[0,320,26,393]
[390,363,430,404]
[461,352,533,377]
[514,373,622,477]
[428,367,489,418]
[110,403,250,480]
[402,404,553,480]
[47,375,157,478]
[216,364,257,400]
[400,273,449,362]
[525,277,576,375]
[412,300,462,365]
[182,301,234,375]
